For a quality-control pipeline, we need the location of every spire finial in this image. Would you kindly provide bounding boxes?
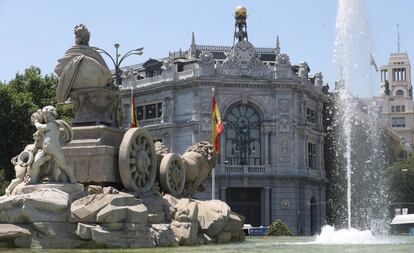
[192,32,195,45]
[275,35,280,55]
[189,32,197,59]
[397,23,400,53]
[233,5,248,45]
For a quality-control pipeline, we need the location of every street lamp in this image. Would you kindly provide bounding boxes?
[93,44,144,86]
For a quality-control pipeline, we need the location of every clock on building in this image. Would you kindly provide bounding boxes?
[233,41,256,63]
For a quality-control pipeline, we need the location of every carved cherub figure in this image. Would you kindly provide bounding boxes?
[29,106,76,184]
[5,131,42,195]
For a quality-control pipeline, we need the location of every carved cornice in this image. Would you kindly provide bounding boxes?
[120,77,325,100]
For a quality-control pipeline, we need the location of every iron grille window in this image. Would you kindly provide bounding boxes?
[225,104,261,165]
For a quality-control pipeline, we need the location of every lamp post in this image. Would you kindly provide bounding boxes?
[93,44,144,86]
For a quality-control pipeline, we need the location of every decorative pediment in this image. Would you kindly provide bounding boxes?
[217,41,271,78]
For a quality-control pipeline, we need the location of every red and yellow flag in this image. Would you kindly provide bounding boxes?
[211,90,223,152]
[130,92,138,128]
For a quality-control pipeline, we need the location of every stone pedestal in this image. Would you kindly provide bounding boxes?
[63,125,125,185]
[70,88,121,127]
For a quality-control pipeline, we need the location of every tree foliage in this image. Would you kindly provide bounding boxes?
[0,66,72,192]
[266,219,293,236]
[386,158,414,204]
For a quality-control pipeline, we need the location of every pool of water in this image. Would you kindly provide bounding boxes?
[2,236,414,253]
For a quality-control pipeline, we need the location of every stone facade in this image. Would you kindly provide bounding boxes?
[119,19,327,235]
[375,52,414,148]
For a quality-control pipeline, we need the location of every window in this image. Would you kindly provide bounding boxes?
[225,103,261,165]
[143,59,163,78]
[145,104,156,119]
[136,103,163,121]
[381,70,388,82]
[307,108,317,124]
[177,64,184,72]
[392,117,406,128]
[308,142,316,170]
[393,69,407,81]
[157,102,163,117]
[137,106,144,120]
[396,90,404,96]
[392,105,405,113]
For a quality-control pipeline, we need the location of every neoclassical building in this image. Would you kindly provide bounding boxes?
[119,7,327,235]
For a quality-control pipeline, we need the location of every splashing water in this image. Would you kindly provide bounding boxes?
[334,0,376,229]
[313,225,405,245]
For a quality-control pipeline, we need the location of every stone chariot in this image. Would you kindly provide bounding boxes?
[119,128,184,196]
[119,127,215,197]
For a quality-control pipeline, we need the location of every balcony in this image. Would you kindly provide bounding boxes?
[219,165,266,175]
[215,164,326,179]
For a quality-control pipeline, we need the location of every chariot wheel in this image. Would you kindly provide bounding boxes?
[159,153,185,196]
[119,128,156,193]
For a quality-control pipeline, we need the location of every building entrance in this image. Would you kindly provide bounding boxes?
[226,187,262,226]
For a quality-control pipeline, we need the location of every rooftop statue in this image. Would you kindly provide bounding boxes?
[54,24,113,103]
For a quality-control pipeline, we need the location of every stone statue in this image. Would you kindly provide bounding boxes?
[30,106,76,184]
[314,72,323,86]
[181,141,216,196]
[5,132,42,195]
[298,61,310,78]
[54,24,113,103]
[275,53,291,66]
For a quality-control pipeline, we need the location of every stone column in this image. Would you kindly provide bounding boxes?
[262,123,272,165]
[264,187,271,226]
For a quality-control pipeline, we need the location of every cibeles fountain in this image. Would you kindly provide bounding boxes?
[0,24,244,248]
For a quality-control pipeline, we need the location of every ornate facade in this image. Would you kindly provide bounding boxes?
[119,8,328,235]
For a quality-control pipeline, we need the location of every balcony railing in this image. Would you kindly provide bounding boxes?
[222,165,265,175]
[215,164,326,179]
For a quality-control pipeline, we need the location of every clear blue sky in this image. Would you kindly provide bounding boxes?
[0,0,413,97]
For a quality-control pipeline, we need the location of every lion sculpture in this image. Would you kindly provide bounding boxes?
[181,141,217,197]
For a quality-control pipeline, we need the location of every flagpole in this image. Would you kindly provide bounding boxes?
[130,88,134,128]
[211,87,216,200]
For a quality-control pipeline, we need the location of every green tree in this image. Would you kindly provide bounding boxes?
[266,219,293,236]
[387,159,414,205]
[0,66,72,192]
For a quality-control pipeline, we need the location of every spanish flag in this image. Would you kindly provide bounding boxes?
[211,88,223,152]
[130,90,138,128]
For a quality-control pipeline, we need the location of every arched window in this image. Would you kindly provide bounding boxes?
[225,103,261,165]
[396,89,404,96]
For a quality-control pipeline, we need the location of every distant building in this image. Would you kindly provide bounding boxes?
[119,6,328,235]
[376,52,413,148]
